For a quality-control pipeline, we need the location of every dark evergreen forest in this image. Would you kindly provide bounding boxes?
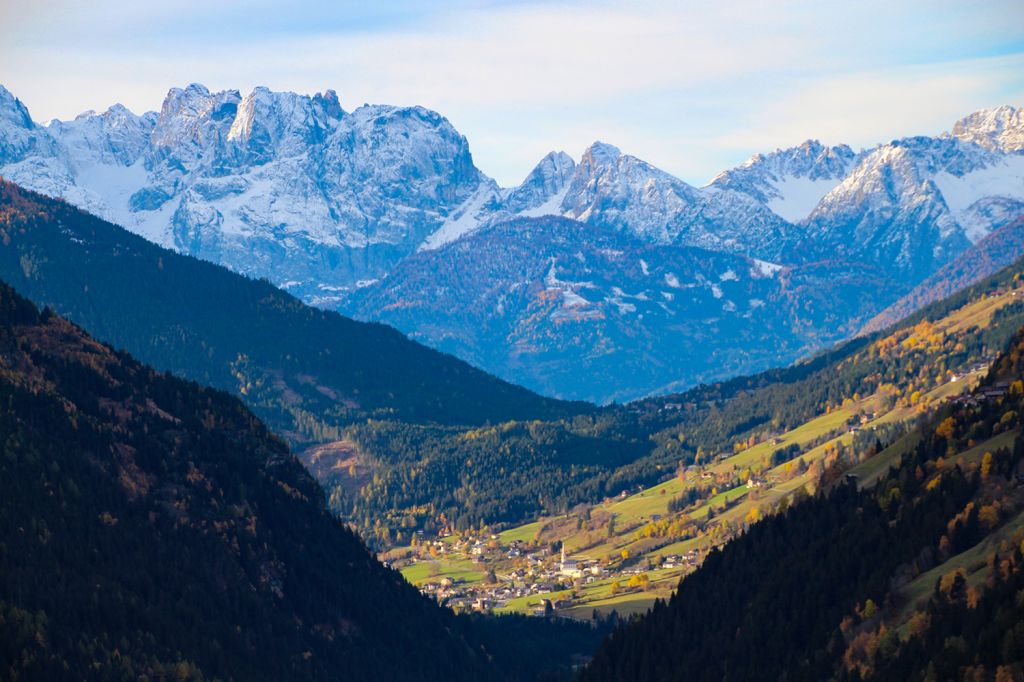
[0,279,600,681]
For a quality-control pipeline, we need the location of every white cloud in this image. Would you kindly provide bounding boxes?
[711,54,1024,156]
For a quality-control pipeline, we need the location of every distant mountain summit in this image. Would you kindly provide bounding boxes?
[341,106,1024,400]
[803,134,1024,281]
[343,214,889,401]
[1,84,1022,400]
[707,139,858,221]
[416,108,1024,285]
[0,83,488,304]
[950,103,1024,152]
[502,150,576,215]
[421,139,797,260]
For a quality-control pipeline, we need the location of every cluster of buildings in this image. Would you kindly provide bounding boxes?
[401,536,629,614]
[952,374,1010,408]
[403,530,707,617]
[658,550,700,570]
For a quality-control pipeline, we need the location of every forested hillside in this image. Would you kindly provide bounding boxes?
[6,177,1024,553]
[580,328,1024,681]
[341,214,890,402]
[864,216,1024,333]
[0,278,600,681]
[336,260,1024,544]
[380,267,1024,621]
[0,180,585,444]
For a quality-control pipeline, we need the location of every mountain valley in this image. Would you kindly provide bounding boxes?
[1,79,1024,682]
[2,85,1022,400]
[380,258,1024,621]
[0,277,605,681]
[8,2,1024,679]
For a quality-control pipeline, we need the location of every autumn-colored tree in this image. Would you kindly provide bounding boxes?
[995,666,1018,682]
[935,416,956,441]
[979,503,1000,529]
[981,451,994,478]
[627,573,650,591]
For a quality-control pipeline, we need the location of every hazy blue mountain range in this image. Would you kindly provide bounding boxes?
[342,215,890,401]
[1,83,1022,400]
[0,180,584,444]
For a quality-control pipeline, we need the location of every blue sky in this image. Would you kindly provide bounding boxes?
[1,0,1022,186]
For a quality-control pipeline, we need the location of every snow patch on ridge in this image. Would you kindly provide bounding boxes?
[561,289,589,308]
[933,155,1024,242]
[519,182,570,218]
[766,175,843,222]
[751,258,784,278]
[421,183,497,250]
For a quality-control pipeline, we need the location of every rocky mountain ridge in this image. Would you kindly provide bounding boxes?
[3,84,1021,299]
[344,215,892,401]
[0,83,487,304]
[1,84,1022,400]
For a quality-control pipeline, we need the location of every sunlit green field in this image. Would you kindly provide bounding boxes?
[400,557,485,585]
[389,285,1022,620]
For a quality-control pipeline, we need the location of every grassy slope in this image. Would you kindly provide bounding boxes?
[898,508,1024,618]
[400,284,1024,616]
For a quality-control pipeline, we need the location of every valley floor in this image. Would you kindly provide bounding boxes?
[382,286,1023,620]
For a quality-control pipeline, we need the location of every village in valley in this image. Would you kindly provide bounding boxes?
[384,511,707,620]
[380,286,1023,621]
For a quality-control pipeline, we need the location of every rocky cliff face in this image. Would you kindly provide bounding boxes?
[707,139,858,220]
[0,83,490,304]
[950,104,1024,153]
[1,84,1022,401]
[803,135,1024,282]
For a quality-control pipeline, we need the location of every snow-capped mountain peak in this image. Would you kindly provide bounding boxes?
[0,85,33,130]
[579,140,624,168]
[0,83,495,302]
[503,150,575,215]
[422,139,796,258]
[48,102,155,168]
[733,138,850,175]
[949,104,1024,153]
[804,133,1024,280]
[0,85,50,164]
[226,86,344,163]
[1,83,1022,311]
[559,141,705,243]
[709,139,858,221]
[146,84,243,173]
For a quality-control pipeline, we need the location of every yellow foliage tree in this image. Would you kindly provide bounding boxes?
[627,573,650,591]
[981,451,994,478]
